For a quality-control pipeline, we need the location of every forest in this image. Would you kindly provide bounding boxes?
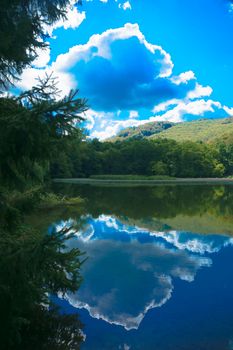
[50,136,233,179]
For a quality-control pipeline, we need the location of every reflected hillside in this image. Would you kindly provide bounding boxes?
[53,184,233,235]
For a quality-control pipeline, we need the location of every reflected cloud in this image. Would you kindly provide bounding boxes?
[148,230,233,254]
[55,215,233,254]
[52,215,230,330]
[91,215,233,254]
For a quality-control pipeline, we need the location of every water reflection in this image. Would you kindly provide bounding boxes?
[52,184,233,235]
[0,224,84,350]
[53,214,233,330]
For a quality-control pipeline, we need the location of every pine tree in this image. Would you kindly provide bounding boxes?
[0,74,87,187]
[0,0,82,88]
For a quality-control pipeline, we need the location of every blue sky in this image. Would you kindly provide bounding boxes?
[18,0,233,139]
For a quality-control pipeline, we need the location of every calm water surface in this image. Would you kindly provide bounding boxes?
[49,184,233,350]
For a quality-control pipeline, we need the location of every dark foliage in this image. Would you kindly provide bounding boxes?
[0,74,87,188]
[50,138,228,179]
[0,222,84,350]
[0,0,82,88]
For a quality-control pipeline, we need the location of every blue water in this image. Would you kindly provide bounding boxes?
[51,212,233,350]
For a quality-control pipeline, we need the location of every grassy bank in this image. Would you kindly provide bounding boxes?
[3,187,84,213]
[90,175,175,180]
[38,192,84,209]
[53,177,233,186]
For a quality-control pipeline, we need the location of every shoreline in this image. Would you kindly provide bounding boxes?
[53,178,233,186]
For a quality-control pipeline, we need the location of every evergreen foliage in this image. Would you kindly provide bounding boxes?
[0,1,86,345]
[0,74,87,188]
[0,0,82,88]
[0,221,85,349]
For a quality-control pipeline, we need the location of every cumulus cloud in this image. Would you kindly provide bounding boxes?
[17,23,174,98]
[17,22,233,139]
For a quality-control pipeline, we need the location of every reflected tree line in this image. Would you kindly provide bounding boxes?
[53,184,233,221]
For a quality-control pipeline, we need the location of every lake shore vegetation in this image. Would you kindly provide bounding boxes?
[50,137,233,179]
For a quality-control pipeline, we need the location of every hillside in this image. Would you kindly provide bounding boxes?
[108,118,233,143]
[108,121,174,142]
[150,118,233,143]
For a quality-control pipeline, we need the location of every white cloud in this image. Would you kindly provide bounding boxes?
[223,105,233,116]
[91,118,145,140]
[89,96,233,140]
[84,109,116,132]
[52,22,173,77]
[119,1,132,10]
[17,22,233,140]
[152,99,180,113]
[129,110,139,119]
[151,99,222,123]
[25,2,85,79]
[32,46,51,68]
[44,2,86,37]
[83,110,97,130]
[187,83,213,99]
[17,23,173,96]
[17,68,46,91]
[171,70,195,85]
[17,67,76,96]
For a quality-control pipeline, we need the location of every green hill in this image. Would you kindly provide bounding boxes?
[109,118,233,143]
[107,121,174,142]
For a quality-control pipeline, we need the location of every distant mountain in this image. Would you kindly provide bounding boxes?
[108,118,233,143]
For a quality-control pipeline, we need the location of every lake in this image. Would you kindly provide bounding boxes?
[46,184,233,349]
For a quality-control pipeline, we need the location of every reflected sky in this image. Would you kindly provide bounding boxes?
[51,214,233,331]
[48,184,233,349]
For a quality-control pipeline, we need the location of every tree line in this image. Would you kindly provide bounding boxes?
[50,137,233,179]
